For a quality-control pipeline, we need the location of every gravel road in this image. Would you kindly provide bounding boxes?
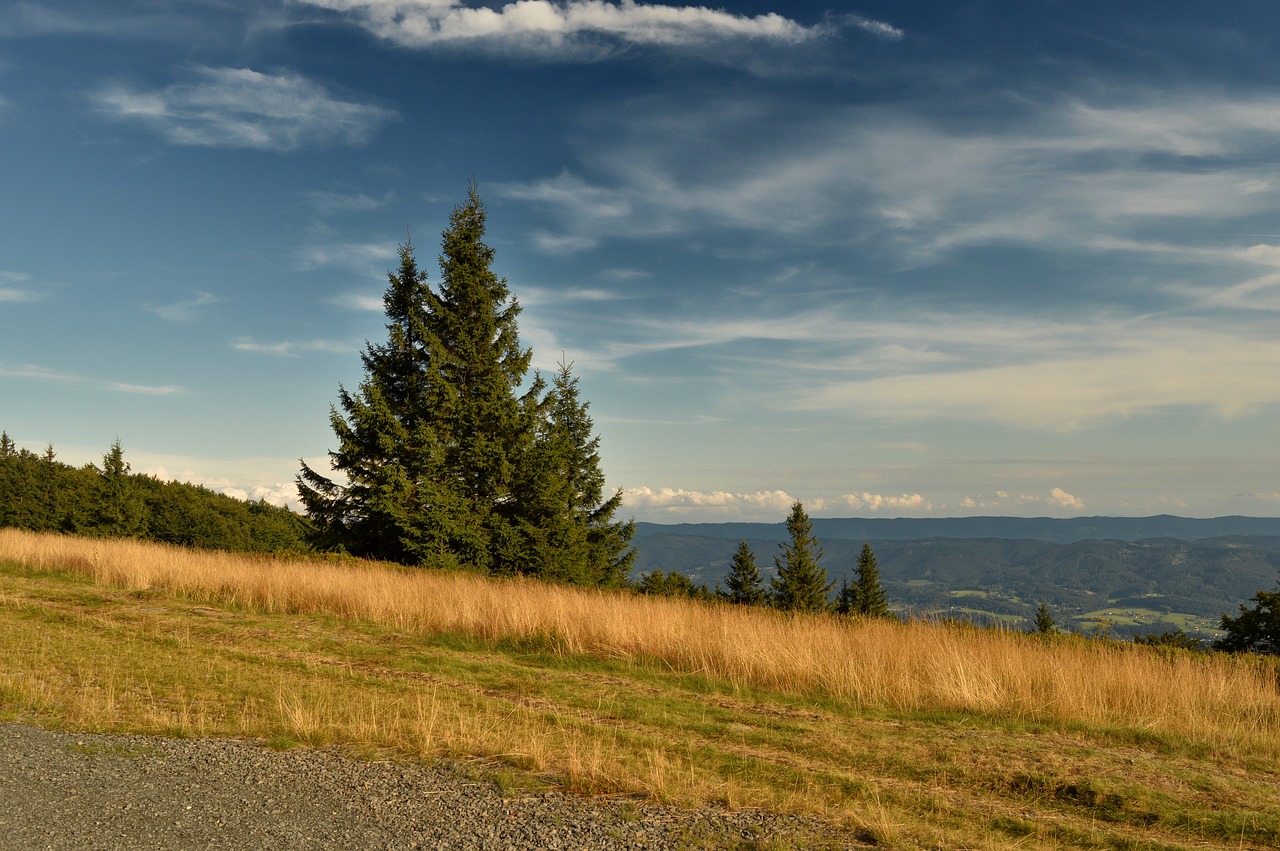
[0,724,852,850]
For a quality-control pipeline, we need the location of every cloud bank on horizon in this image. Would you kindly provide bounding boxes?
[2,0,1280,522]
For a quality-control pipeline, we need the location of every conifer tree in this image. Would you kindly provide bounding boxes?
[1214,582,1280,655]
[721,540,767,606]
[1033,602,1057,635]
[771,501,832,612]
[298,185,538,572]
[837,542,890,617]
[96,439,145,537]
[513,361,634,585]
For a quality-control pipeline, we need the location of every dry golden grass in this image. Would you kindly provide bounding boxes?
[3,527,1277,754]
[4,528,1280,849]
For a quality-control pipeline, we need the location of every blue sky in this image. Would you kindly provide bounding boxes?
[3,1,1280,522]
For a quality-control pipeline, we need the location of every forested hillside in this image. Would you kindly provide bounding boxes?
[0,434,308,553]
[633,523,1280,638]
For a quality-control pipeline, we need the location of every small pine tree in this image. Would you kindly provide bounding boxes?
[96,439,146,537]
[1033,602,1057,635]
[837,542,890,617]
[514,361,634,585]
[721,540,767,606]
[0,432,14,458]
[771,501,832,612]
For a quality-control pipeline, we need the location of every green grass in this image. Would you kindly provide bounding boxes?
[2,557,1279,849]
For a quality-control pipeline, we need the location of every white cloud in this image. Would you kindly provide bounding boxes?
[217,483,300,506]
[0,271,39,303]
[530,232,599,254]
[140,464,300,508]
[93,67,397,151]
[232,337,357,357]
[842,492,932,513]
[143,291,219,322]
[521,284,628,306]
[994,489,1085,512]
[843,14,903,40]
[326,291,385,311]
[298,0,822,53]
[0,363,79,384]
[108,382,185,396]
[298,239,400,275]
[304,189,395,215]
[622,486,797,519]
[0,361,185,395]
[0,287,37,303]
[1048,487,1084,510]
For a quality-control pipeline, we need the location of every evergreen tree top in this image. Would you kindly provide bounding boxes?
[771,501,832,612]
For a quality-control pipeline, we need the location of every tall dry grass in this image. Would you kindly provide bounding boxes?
[3,528,1277,752]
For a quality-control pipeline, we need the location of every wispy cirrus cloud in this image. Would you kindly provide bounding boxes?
[500,92,1280,274]
[109,381,185,396]
[231,337,356,357]
[843,14,903,40]
[0,361,184,395]
[298,238,400,275]
[303,189,395,216]
[296,0,827,55]
[326,291,385,311]
[0,272,40,303]
[92,66,397,151]
[142,290,219,322]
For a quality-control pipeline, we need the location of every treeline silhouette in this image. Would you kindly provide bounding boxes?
[0,433,308,553]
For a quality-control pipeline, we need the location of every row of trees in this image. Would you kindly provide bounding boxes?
[653,501,895,616]
[296,185,634,586]
[0,434,308,552]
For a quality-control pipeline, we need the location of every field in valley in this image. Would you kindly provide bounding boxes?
[1,528,1278,850]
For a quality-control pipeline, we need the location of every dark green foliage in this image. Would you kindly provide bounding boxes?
[631,527,1280,634]
[298,187,631,585]
[720,540,766,606]
[0,435,309,552]
[96,439,146,538]
[1033,602,1057,635]
[837,542,891,617]
[514,362,635,586]
[771,501,832,612]
[1214,583,1280,655]
[637,569,713,600]
[298,187,536,571]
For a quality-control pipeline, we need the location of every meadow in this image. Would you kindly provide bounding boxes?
[2,528,1278,849]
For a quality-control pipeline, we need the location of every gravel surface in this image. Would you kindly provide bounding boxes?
[0,724,852,850]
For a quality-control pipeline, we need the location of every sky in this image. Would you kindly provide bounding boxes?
[3,1,1280,523]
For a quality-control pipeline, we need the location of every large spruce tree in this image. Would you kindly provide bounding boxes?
[297,186,632,581]
[771,501,832,612]
[298,186,537,571]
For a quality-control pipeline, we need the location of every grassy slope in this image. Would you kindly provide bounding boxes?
[1,534,1278,850]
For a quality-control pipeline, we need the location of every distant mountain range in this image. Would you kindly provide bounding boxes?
[638,515,1280,545]
[631,516,1280,638]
